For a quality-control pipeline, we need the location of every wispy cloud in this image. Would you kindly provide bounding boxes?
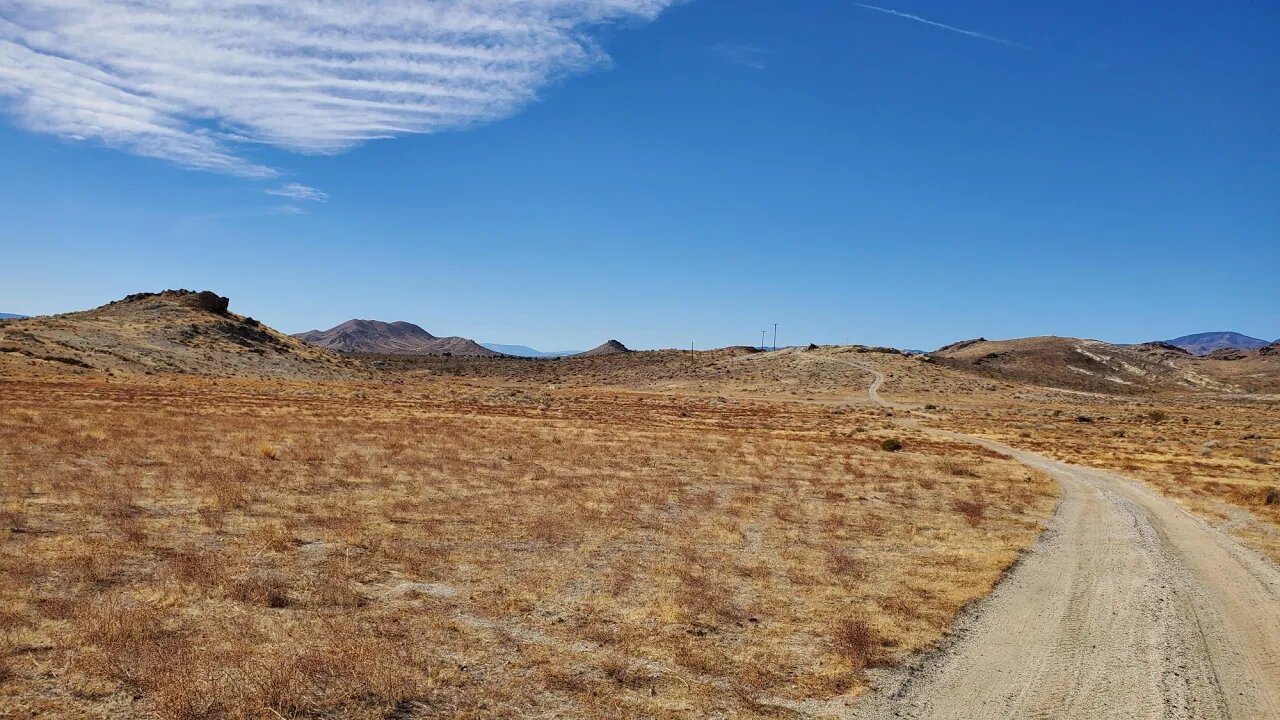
[0,1,677,177]
[854,3,1027,49]
[711,42,769,71]
[265,182,327,202]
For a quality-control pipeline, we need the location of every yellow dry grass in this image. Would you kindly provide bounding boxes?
[930,397,1280,560]
[0,372,1053,719]
[865,354,1280,562]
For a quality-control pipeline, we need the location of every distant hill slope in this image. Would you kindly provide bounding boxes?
[0,290,354,378]
[930,336,1280,394]
[481,343,579,358]
[1164,332,1270,356]
[295,319,499,357]
[0,313,27,319]
[576,340,631,358]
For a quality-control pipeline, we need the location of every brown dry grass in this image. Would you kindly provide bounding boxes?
[937,396,1280,560]
[866,354,1280,562]
[0,371,1054,718]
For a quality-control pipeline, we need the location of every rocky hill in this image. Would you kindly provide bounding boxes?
[930,336,1280,395]
[294,319,499,357]
[576,340,630,358]
[0,290,355,379]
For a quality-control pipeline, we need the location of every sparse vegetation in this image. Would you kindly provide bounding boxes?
[0,370,1054,718]
[6,309,1276,715]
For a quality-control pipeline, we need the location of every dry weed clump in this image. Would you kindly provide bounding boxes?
[953,498,988,526]
[0,373,1055,717]
[934,457,980,478]
[831,617,880,669]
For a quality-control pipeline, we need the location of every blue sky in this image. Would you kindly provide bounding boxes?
[1,0,1276,350]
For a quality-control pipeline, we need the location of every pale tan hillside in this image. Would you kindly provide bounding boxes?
[929,336,1280,395]
[0,290,359,380]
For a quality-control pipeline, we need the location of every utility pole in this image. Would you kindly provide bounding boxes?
[760,330,766,350]
[772,323,778,352]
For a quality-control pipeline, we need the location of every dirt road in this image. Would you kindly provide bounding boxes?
[831,358,1280,719]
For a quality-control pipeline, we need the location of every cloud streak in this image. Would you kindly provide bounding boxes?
[0,1,677,177]
[854,3,1026,49]
[266,183,328,202]
[711,42,768,71]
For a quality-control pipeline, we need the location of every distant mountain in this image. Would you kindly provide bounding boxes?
[576,340,631,358]
[1164,332,1270,356]
[294,319,499,357]
[481,343,580,358]
[0,313,26,319]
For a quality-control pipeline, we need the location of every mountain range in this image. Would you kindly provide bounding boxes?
[0,313,27,319]
[1162,331,1272,356]
[1,292,1274,393]
[480,343,581,358]
[294,319,629,359]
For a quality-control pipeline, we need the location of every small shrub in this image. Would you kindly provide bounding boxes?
[880,438,902,452]
[953,499,987,526]
[933,457,978,478]
[1145,410,1168,423]
[1264,488,1280,506]
[257,442,279,460]
[600,654,655,690]
[231,571,292,608]
[1076,415,1094,423]
[826,550,867,581]
[831,617,878,668]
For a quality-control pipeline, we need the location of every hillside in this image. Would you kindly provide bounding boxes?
[1165,331,1270,356]
[930,336,1280,395]
[295,319,499,357]
[0,290,356,379]
[576,339,630,357]
[0,312,26,319]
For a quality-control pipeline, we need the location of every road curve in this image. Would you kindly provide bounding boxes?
[830,357,1280,720]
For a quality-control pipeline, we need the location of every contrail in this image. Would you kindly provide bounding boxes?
[854,3,1027,49]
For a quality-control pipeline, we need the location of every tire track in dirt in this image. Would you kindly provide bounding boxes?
[814,356,1280,720]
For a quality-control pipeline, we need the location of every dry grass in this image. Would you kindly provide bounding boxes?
[870,355,1280,562]
[0,371,1054,718]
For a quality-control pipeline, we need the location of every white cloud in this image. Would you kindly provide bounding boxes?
[266,182,328,202]
[0,1,677,176]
